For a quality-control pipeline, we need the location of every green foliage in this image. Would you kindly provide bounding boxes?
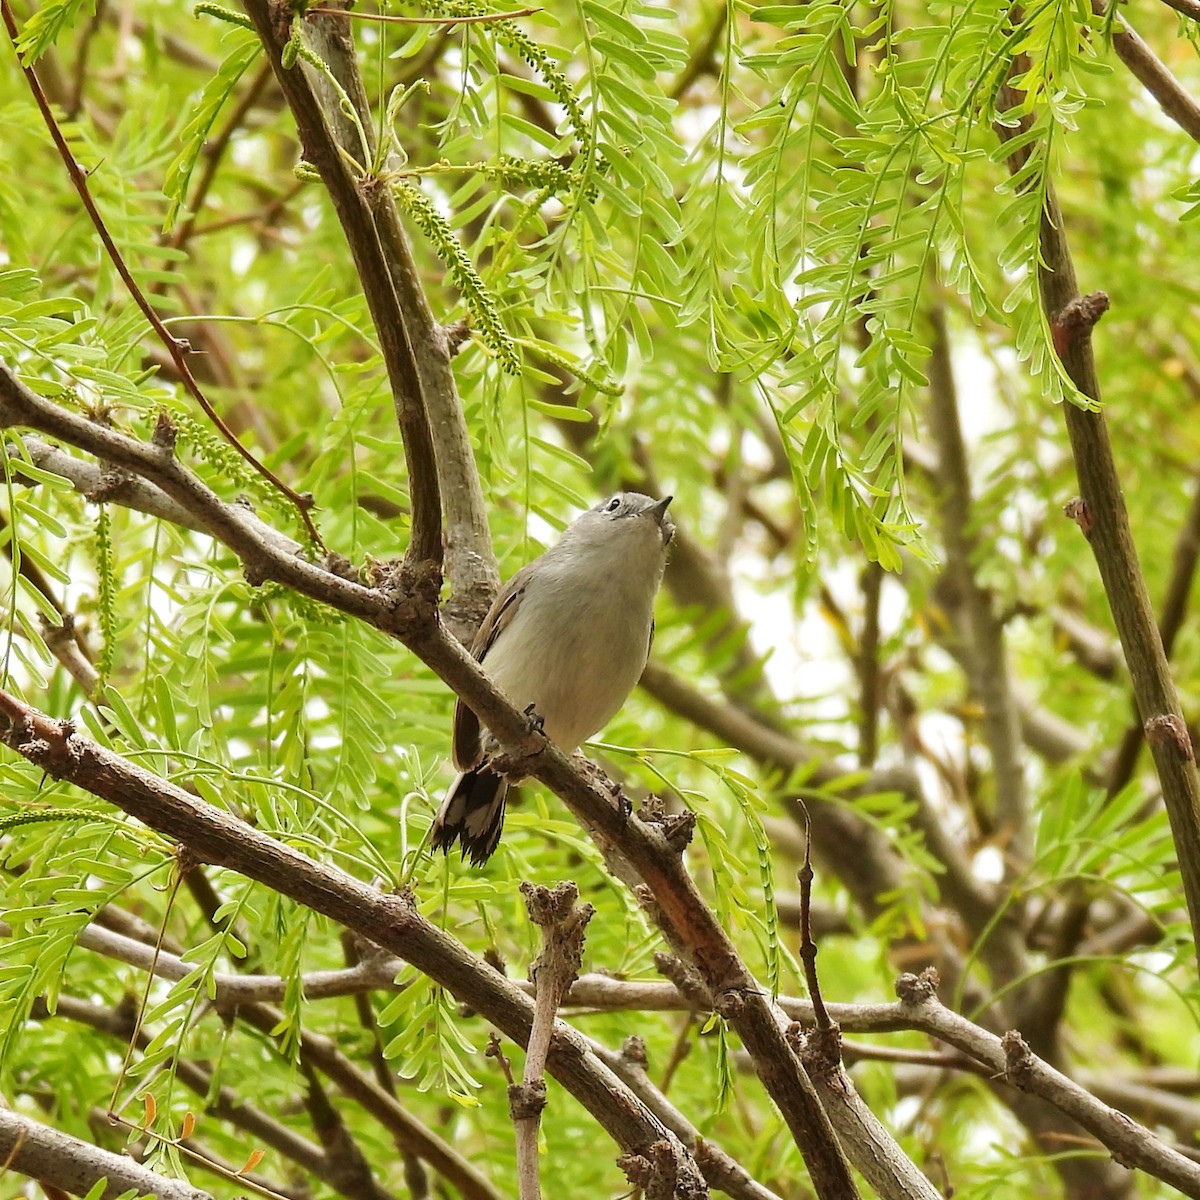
[162,32,262,231]
[1,0,1200,1196]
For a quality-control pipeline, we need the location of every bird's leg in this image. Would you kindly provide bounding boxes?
[522,702,546,736]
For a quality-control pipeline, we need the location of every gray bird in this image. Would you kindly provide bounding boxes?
[432,492,674,865]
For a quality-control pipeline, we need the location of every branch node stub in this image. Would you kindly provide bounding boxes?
[621,1034,648,1067]
[617,1139,706,1200]
[799,1023,844,1078]
[151,411,177,455]
[895,966,940,1005]
[242,557,271,588]
[661,808,696,851]
[520,879,579,927]
[83,467,130,504]
[713,988,745,1019]
[369,557,443,634]
[18,736,53,765]
[507,1079,547,1120]
[443,318,472,357]
[1144,713,1194,762]
[1051,291,1110,360]
[1063,496,1094,537]
[322,550,358,581]
[174,844,203,877]
[1002,1029,1034,1089]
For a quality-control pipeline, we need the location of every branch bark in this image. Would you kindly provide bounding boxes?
[925,304,1030,866]
[295,7,499,635]
[239,0,443,572]
[995,79,1200,971]
[0,1106,213,1200]
[0,361,860,1198]
[0,689,708,1195]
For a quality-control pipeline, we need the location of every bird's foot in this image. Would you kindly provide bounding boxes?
[523,702,546,736]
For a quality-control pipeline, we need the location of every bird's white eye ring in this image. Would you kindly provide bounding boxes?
[604,496,621,513]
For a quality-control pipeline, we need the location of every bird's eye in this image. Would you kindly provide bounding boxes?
[603,496,621,513]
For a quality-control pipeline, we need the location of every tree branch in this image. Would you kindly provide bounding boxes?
[0,688,709,1193]
[0,362,861,1198]
[239,0,443,571]
[925,305,1030,866]
[996,79,1200,971]
[0,1106,214,1200]
[1,0,322,545]
[293,7,499,637]
[894,970,1200,1196]
[1095,0,1200,147]
[510,882,594,1200]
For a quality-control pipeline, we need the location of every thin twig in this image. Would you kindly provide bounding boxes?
[1106,468,1200,794]
[856,561,882,766]
[1,0,323,547]
[306,5,541,24]
[795,804,833,1034]
[995,75,1200,972]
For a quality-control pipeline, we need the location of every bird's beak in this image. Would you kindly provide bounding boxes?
[647,495,674,545]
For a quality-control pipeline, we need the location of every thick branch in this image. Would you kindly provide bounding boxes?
[0,363,858,1197]
[297,9,498,637]
[0,1106,212,1200]
[239,0,442,571]
[0,690,705,1192]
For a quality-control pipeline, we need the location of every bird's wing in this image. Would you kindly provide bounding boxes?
[451,565,532,771]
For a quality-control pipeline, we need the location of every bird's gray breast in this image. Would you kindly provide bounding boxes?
[481,538,659,751]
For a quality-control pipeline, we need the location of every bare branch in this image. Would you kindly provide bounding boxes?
[1095,0,1200,147]
[925,304,1029,866]
[511,882,595,1200]
[239,0,443,570]
[591,1035,784,1200]
[895,970,1200,1195]
[296,8,499,637]
[0,363,861,1198]
[995,77,1200,971]
[0,1106,213,1200]
[0,688,707,1191]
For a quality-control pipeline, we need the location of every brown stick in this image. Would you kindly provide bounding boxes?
[995,80,1200,974]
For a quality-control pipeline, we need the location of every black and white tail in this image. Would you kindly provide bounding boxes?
[431,768,510,866]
